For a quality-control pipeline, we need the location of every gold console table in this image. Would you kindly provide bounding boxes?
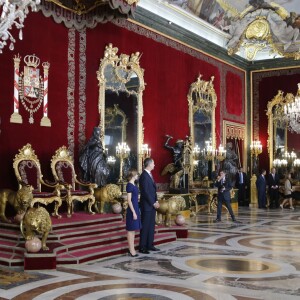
[189,188,237,215]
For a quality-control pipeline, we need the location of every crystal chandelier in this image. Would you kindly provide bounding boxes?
[0,0,40,53]
[284,83,300,134]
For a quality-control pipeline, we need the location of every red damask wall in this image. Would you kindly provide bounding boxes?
[0,11,245,189]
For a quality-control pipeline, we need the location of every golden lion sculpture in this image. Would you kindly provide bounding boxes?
[156,195,186,226]
[94,184,122,213]
[0,185,33,223]
[20,206,52,251]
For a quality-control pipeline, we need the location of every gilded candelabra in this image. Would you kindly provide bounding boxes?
[250,140,262,207]
[215,144,226,162]
[215,144,226,174]
[116,142,130,183]
[192,144,201,179]
[140,143,151,162]
[250,140,262,175]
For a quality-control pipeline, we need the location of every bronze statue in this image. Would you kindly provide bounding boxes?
[223,142,238,182]
[164,135,184,170]
[0,185,33,223]
[79,127,109,188]
[162,135,191,192]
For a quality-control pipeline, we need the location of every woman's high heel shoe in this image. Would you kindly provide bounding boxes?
[127,250,139,257]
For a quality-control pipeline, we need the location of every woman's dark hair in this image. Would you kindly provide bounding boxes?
[127,168,138,181]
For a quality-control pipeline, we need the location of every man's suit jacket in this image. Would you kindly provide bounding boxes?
[256,174,266,193]
[139,170,157,211]
[215,176,232,201]
[268,173,280,189]
[235,171,247,188]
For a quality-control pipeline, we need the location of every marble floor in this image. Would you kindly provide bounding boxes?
[1,207,300,300]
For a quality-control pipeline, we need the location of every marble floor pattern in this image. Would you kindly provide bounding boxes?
[1,207,300,300]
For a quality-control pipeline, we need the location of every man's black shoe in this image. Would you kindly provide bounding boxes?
[139,249,150,254]
[233,219,241,223]
[148,246,160,251]
[214,218,221,222]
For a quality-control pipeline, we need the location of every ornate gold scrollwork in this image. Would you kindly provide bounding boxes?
[97,43,145,174]
[188,74,217,184]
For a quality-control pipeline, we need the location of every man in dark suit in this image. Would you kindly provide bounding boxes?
[256,169,267,208]
[268,167,280,208]
[214,170,237,222]
[235,167,248,206]
[139,157,160,254]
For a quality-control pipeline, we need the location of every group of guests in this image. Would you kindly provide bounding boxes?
[125,157,160,257]
[125,162,295,257]
[256,167,295,210]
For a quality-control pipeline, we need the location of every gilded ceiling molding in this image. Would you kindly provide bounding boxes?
[227,7,300,61]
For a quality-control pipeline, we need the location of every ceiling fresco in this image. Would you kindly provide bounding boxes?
[167,0,300,33]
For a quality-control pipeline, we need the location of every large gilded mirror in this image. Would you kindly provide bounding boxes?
[97,44,145,182]
[267,90,294,169]
[188,75,217,183]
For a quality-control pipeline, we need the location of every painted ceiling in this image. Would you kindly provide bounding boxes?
[168,0,300,33]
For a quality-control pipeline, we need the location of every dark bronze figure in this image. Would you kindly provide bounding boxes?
[79,127,109,187]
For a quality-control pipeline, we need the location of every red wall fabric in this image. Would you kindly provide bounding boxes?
[0,11,245,189]
[225,71,243,118]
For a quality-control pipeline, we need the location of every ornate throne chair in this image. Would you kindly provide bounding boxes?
[50,146,97,217]
[13,144,63,218]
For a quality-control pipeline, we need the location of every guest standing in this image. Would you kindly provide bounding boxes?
[214,170,237,222]
[280,173,294,210]
[268,167,280,208]
[256,169,267,208]
[235,167,248,206]
[126,169,141,257]
[139,158,160,254]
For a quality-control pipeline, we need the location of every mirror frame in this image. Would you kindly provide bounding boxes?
[188,75,217,182]
[267,90,294,167]
[97,43,145,174]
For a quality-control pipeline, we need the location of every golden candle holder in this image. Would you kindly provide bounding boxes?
[116,142,130,183]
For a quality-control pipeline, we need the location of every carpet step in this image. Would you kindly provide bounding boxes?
[51,213,123,230]
[0,251,24,267]
[52,221,125,241]
[55,229,128,252]
[56,232,177,265]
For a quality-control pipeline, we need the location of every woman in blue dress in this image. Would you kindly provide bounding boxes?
[126,169,141,257]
